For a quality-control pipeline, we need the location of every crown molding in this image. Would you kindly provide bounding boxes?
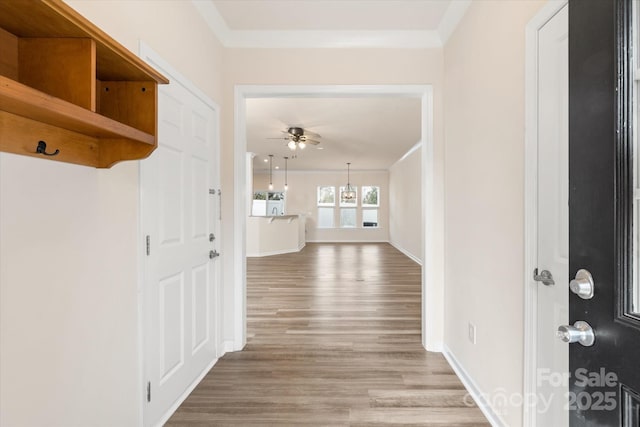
[437,0,472,44]
[193,0,470,49]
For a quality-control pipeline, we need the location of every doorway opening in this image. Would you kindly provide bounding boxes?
[232,85,441,352]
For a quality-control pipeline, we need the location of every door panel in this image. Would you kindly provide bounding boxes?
[192,264,209,353]
[142,61,220,425]
[569,0,640,424]
[160,273,184,381]
[536,5,569,426]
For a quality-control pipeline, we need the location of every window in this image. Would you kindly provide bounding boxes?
[361,186,379,207]
[315,185,380,229]
[633,3,640,315]
[318,207,335,228]
[252,191,285,216]
[340,208,357,228]
[362,186,380,227]
[317,186,335,228]
[317,186,335,206]
[362,209,378,228]
[339,186,357,206]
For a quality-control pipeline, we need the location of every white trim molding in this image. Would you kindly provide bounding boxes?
[247,243,306,258]
[389,241,423,266]
[438,0,472,44]
[443,345,507,427]
[153,358,218,427]
[233,85,441,352]
[523,1,568,427]
[192,0,470,49]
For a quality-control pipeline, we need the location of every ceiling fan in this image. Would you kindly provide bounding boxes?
[269,127,321,151]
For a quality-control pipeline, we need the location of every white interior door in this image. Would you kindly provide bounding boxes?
[141,51,220,427]
[536,5,569,426]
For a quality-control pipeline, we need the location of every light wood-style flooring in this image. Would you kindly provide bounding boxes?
[167,243,489,426]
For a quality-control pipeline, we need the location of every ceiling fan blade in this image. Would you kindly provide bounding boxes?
[305,139,321,145]
[303,130,321,138]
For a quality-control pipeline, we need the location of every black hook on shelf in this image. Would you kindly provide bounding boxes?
[36,140,60,156]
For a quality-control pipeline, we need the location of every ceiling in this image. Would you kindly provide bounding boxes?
[194,0,471,48]
[202,1,468,174]
[212,1,449,31]
[247,97,421,172]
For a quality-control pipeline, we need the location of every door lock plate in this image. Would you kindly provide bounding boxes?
[570,269,594,299]
[533,268,555,286]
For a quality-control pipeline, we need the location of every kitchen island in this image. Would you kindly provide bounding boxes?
[246,215,306,257]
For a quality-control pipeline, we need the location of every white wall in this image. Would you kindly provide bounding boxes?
[0,2,224,426]
[389,145,423,263]
[253,170,389,242]
[442,1,544,425]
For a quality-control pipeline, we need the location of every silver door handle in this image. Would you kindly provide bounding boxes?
[569,269,594,299]
[209,250,220,259]
[533,268,555,286]
[556,321,595,346]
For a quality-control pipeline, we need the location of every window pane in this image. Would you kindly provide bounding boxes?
[362,186,379,207]
[317,186,335,206]
[362,209,378,227]
[318,207,334,228]
[340,208,357,228]
[340,186,357,206]
[633,1,640,316]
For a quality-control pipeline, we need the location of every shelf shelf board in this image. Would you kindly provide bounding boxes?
[0,75,154,145]
[0,0,168,84]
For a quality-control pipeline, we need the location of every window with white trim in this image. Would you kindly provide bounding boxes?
[317,186,335,228]
[340,208,357,228]
[361,186,380,228]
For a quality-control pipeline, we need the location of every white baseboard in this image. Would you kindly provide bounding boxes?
[222,340,236,354]
[306,239,389,243]
[246,246,302,257]
[442,345,506,427]
[389,241,422,265]
[154,357,218,427]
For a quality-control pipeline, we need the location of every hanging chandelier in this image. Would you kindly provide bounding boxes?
[342,162,356,201]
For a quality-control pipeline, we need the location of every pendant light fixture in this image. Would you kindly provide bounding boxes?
[268,154,274,190]
[342,162,356,201]
[284,156,289,191]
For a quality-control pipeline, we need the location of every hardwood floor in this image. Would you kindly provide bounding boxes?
[166,243,489,426]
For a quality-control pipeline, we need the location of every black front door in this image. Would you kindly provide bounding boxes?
[569,0,640,425]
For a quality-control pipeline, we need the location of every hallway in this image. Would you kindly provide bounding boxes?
[167,243,489,426]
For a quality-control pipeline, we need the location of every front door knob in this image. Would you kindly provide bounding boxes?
[557,321,595,346]
[569,269,594,299]
[209,250,220,259]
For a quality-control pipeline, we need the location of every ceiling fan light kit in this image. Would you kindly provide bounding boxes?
[272,126,321,151]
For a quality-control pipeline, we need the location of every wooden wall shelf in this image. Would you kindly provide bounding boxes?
[0,0,168,168]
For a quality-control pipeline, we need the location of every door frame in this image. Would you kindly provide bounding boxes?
[523,1,569,426]
[138,42,223,427]
[232,85,441,351]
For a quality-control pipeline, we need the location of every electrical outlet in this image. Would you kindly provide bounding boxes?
[468,322,477,344]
